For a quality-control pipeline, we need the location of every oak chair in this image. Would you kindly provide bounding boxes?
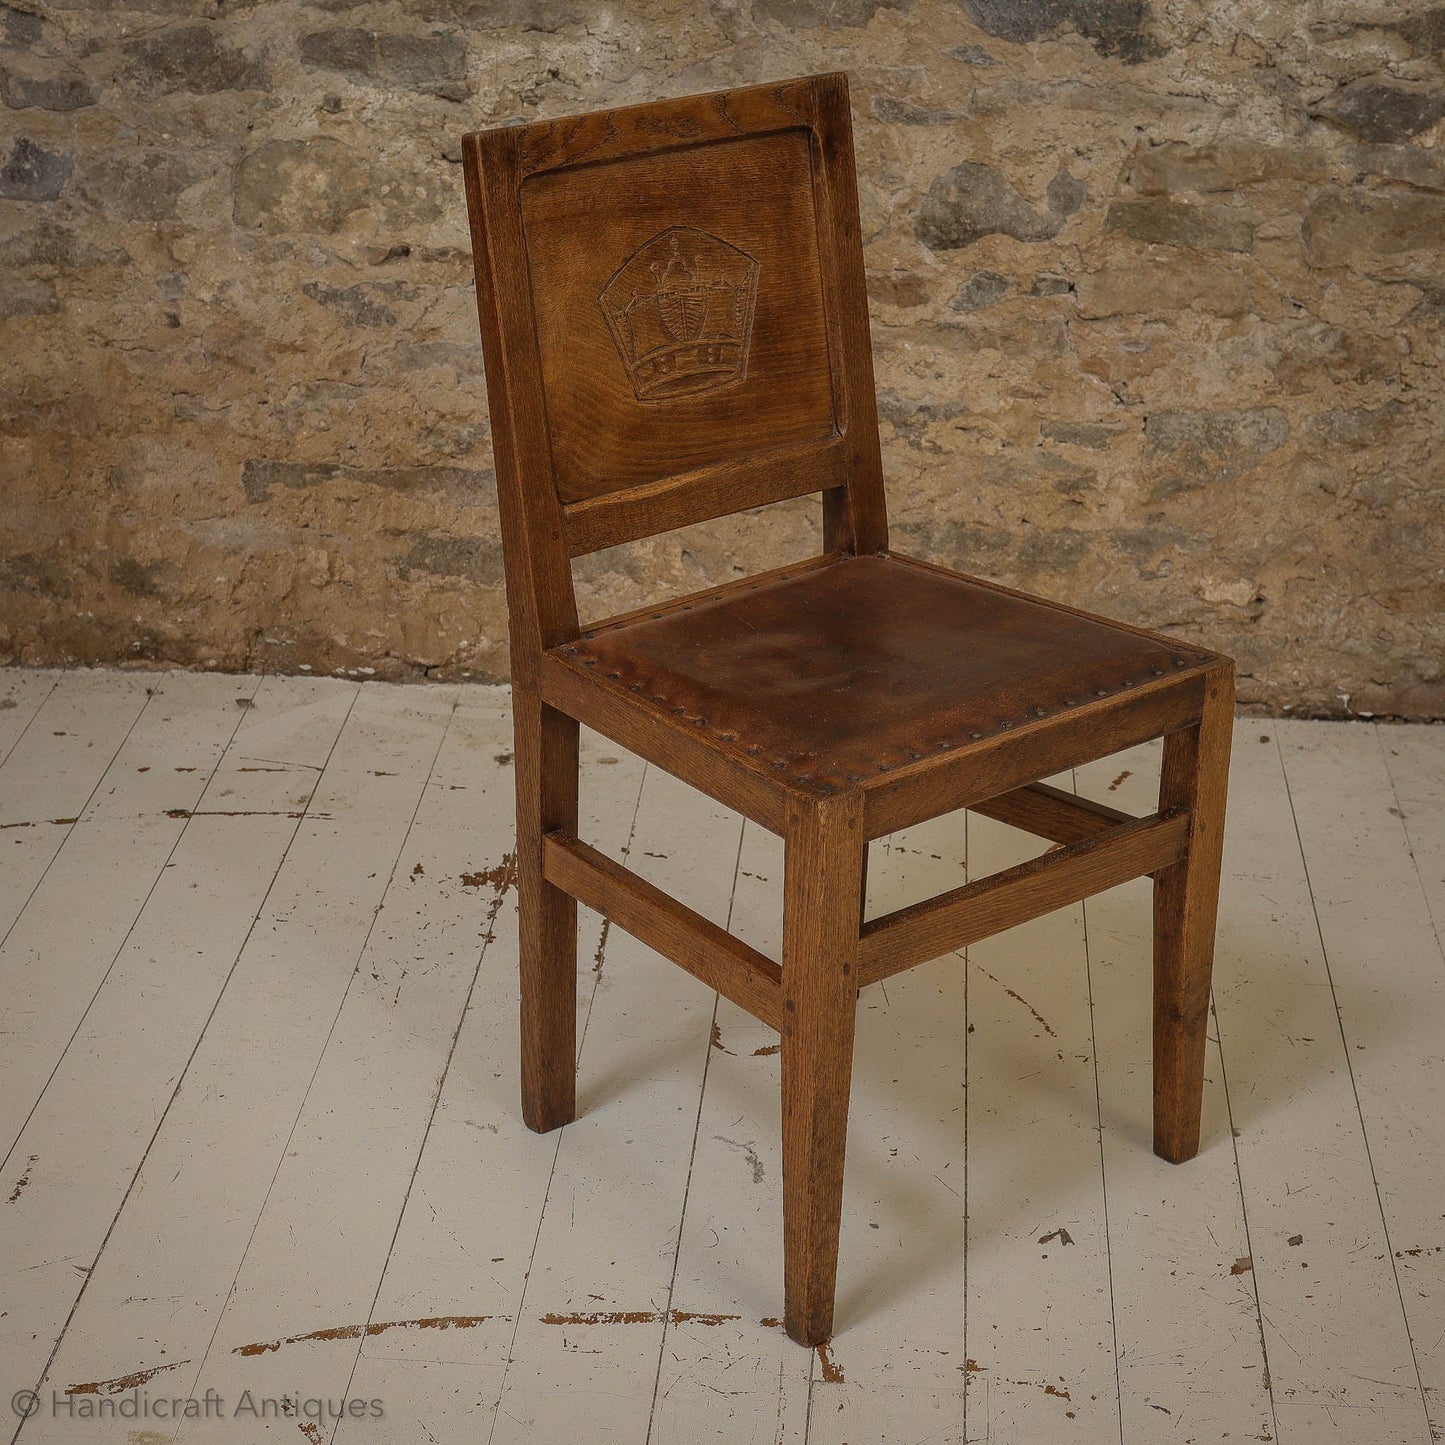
[461,72,1233,1347]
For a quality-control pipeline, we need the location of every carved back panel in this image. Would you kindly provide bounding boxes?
[463,73,887,655]
[522,128,835,504]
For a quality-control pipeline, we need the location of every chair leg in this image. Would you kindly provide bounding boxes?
[515,691,579,1135]
[1153,666,1234,1164]
[780,792,864,1346]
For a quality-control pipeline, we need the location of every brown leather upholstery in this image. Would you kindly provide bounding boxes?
[553,553,1222,795]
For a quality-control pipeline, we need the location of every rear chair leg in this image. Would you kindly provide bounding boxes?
[781,792,864,1346]
[516,693,579,1134]
[1153,666,1234,1163]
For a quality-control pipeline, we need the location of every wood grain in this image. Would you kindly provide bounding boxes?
[515,696,579,1134]
[969,779,1136,846]
[781,790,864,1345]
[1152,664,1234,1163]
[562,435,849,556]
[521,128,837,505]
[462,70,1236,1345]
[860,810,1189,986]
[862,669,1206,839]
[542,829,783,1028]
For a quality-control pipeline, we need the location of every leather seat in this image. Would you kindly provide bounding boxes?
[553,553,1223,796]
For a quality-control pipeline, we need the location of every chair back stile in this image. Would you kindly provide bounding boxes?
[461,72,888,672]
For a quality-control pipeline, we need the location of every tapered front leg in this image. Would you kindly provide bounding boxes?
[1153,666,1234,1163]
[515,691,580,1134]
[781,791,865,1346]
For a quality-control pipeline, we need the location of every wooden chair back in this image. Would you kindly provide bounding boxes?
[461,72,888,676]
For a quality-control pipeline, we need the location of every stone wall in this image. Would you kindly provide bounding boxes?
[2,0,1442,716]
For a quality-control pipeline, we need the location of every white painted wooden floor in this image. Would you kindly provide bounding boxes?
[0,668,1441,1445]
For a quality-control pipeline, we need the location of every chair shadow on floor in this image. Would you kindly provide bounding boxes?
[545,759,1404,1336]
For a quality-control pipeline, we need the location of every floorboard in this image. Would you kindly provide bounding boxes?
[486,767,747,1445]
[645,819,808,1445]
[1078,738,1275,1444]
[0,670,154,953]
[0,671,262,1163]
[14,680,450,1445]
[961,797,1119,1445]
[0,669,59,768]
[0,670,1439,1445]
[1273,720,1440,1443]
[0,676,355,1429]
[332,727,648,1445]
[805,812,973,1445]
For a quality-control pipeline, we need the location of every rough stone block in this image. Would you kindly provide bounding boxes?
[298,28,471,101]
[1075,261,1252,317]
[950,269,1011,310]
[1145,407,1289,495]
[0,136,70,200]
[122,24,271,96]
[1,70,97,111]
[232,138,369,234]
[917,161,1084,249]
[1,4,42,46]
[751,0,908,28]
[80,150,202,223]
[1309,80,1445,145]
[960,0,1160,62]
[0,278,58,317]
[1106,197,1256,251]
[1303,188,1445,277]
[1125,140,1330,194]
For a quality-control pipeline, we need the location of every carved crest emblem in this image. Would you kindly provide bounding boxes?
[599,227,760,403]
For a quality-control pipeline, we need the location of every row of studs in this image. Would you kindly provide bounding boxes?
[560,648,1213,791]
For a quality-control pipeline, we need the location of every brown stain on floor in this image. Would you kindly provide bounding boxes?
[541,1309,740,1327]
[1108,769,1132,791]
[460,853,517,893]
[708,1028,780,1063]
[162,808,327,820]
[298,1423,324,1443]
[1231,1254,1254,1275]
[234,1314,500,1357]
[67,1359,190,1395]
[1,817,78,829]
[816,1342,845,1383]
[973,963,1058,1038]
[468,851,519,951]
[8,1154,36,1202]
[957,1360,1071,1404]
